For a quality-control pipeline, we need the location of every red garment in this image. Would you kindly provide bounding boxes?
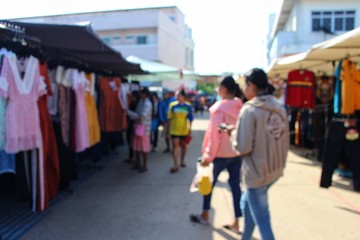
[37,63,60,210]
[99,77,125,132]
[285,70,315,109]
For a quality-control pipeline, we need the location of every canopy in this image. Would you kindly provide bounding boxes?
[268,27,360,78]
[0,20,146,76]
[126,55,198,81]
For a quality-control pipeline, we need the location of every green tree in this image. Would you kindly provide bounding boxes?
[196,83,216,94]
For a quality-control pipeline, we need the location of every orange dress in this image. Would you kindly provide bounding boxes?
[38,62,60,210]
[84,73,100,146]
[99,77,124,132]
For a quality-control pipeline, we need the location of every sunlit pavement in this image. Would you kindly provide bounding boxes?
[21,112,360,240]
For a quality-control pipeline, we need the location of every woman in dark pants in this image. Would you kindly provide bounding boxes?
[190,76,243,234]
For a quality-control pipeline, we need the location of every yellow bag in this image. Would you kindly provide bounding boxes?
[198,176,212,195]
[189,161,213,195]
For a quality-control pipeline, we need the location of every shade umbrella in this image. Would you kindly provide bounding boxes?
[267,27,360,78]
[126,55,198,81]
[0,20,146,75]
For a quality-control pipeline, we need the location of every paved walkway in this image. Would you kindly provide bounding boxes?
[21,113,360,240]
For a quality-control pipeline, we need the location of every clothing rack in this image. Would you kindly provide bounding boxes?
[286,104,333,160]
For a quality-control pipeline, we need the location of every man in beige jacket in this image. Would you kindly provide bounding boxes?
[232,68,289,240]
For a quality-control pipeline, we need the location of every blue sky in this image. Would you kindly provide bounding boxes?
[0,0,282,74]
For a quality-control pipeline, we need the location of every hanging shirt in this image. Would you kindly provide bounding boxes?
[285,69,315,109]
[316,75,334,104]
[334,60,343,114]
[340,58,357,114]
[167,101,193,136]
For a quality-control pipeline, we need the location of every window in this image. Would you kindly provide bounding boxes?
[169,16,176,22]
[125,35,135,44]
[101,36,111,44]
[312,10,356,32]
[136,36,147,45]
[112,35,121,44]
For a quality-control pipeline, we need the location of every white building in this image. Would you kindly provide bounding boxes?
[267,0,360,67]
[13,6,194,71]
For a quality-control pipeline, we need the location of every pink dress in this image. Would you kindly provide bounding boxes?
[72,70,89,152]
[0,55,46,153]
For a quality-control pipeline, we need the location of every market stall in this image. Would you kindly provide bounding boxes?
[267,27,360,192]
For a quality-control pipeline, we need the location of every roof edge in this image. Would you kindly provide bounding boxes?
[8,5,179,20]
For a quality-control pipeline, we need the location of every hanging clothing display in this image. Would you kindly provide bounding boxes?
[72,70,90,152]
[98,77,125,132]
[37,62,60,209]
[0,51,16,174]
[0,54,46,153]
[0,52,47,211]
[85,73,101,147]
[333,60,343,114]
[269,77,286,105]
[339,58,360,114]
[320,116,360,191]
[285,69,315,109]
[316,75,334,104]
[0,151,16,174]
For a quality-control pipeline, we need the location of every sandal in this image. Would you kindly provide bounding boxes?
[189,214,209,225]
[223,225,241,235]
[180,163,186,168]
[170,167,179,174]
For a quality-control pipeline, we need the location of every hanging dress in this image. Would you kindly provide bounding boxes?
[99,77,123,132]
[37,62,60,210]
[0,54,46,152]
[0,54,46,211]
[85,73,100,146]
[72,70,90,152]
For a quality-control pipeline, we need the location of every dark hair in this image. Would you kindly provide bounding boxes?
[244,68,275,95]
[140,87,151,98]
[151,91,159,99]
[130,90,141,111]
[177,89,187,98]
[220,76,243,98]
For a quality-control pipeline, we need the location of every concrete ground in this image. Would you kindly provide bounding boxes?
[21,113,360,240]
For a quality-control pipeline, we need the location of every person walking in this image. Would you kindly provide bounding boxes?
[167,89,193,173]
[232,68,289,240]
[128,88,153,173]
[190,76,243,234]
[158,89,176,153]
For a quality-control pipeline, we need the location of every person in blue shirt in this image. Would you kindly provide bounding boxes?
[158,89,176,153]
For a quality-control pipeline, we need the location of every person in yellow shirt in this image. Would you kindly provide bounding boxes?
[167,89,194,173]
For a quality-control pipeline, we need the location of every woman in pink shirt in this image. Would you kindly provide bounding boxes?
[190,76,243,234]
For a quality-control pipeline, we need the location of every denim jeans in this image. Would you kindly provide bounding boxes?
[241,182,276,240]
[203,156,242,218]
